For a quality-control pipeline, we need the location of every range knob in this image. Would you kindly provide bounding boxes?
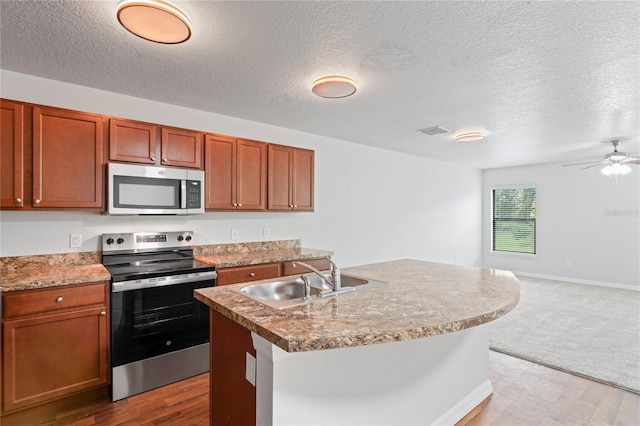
[116,237,125,245]
[177,235,184,242]
[185,235,192,242]
[106,238,114,245]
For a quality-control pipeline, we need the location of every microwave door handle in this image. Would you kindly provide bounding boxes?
[181,180,187,209]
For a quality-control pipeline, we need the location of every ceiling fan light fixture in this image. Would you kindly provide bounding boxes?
[312,75,357,99]
[454,132,486,143]
[601,163,632,176]
[116,0,192,44]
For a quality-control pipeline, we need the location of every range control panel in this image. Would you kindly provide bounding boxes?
[102,231,194,252]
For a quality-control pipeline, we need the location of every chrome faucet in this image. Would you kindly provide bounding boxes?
[292,257,342,292]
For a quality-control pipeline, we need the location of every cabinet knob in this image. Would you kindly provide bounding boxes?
[150,157,156,161]
[100,311,107,316]
[249,272,255,277]
[55,296,63,303]
[233,203,237,207]
[34,198,41,204]
[237,203,242,207]
[14,197,22,203]
[162,158,168,163]
[293,205,297,208]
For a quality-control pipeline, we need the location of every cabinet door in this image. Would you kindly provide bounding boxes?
[236,139,267,210]
[32,107,104,208]
[161,127,203,169]
[267,144,293,210]
[109,118,157,164]
[205,134,236,209]
[292,148,314,211]
[2,307,108,413]
[1,100,24,208]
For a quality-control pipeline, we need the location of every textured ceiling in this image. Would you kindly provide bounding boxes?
[1,1,638,169]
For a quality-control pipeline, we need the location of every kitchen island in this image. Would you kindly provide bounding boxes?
[194,259,520,425]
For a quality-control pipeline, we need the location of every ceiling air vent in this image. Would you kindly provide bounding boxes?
[417,126,448,136]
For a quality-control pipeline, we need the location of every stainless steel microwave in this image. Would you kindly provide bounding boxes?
[107,163,205,215]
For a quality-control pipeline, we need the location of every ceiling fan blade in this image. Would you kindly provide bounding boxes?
[563,160,602,167]
[626,156,640,165]
[580,163,605,170]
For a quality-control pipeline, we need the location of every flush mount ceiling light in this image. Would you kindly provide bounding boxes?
[454,132,486,143]
[311,75,357,99]
[116,0,192,44]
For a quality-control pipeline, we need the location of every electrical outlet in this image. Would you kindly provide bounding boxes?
[70,234,82,248]
[565,260,572,268]
[231,228,239,240]
[263,227,271,239]
[245,352,256,386]
[454,257,459,265]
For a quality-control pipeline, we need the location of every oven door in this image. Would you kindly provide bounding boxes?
[110,278,213,368]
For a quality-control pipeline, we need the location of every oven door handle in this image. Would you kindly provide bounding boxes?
[112,271,217,292]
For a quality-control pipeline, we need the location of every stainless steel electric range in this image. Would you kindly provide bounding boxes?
[101,231,216,401]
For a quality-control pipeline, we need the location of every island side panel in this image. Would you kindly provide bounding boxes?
[253,324,493,426]
[210,309,256,425]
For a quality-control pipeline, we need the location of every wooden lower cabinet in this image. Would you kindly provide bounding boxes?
[210,309,256,425]
[1,282,109,420]
[216,263,281,286]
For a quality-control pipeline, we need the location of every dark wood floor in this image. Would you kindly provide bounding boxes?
[31,351,639,425]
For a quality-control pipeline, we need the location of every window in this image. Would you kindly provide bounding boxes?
[492,187,536,255]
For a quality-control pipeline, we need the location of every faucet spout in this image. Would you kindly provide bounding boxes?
[291,257,341,292]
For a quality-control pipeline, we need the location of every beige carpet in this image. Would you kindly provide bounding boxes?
[489,276,640,394]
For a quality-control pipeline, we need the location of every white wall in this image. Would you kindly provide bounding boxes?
[0,70,482,268]
[482,162,640,289]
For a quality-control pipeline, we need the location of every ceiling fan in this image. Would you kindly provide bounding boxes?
[563,140,640,180]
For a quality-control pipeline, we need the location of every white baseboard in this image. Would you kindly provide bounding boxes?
[514,271,639,292]
[432,379,493,426]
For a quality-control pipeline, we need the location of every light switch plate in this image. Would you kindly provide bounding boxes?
[263,227,271,239]
[231,228,239,240]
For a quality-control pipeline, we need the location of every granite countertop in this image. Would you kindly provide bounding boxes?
[0,264,111,292]
[194,259,520,353]
[0,243,330,292]
[196,247,333,268]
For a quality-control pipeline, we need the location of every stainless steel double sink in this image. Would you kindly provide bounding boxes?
[231,271,388,309]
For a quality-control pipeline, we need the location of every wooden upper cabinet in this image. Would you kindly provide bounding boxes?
[161,127,204,169]
[205,135,267,210]
[109,118,157,165]
[1,100,24,208]
[32,107,104,208]
[268,144,314,211]
[109,119,203,169]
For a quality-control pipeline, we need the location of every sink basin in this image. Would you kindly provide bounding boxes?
[240,279,322,301]
[232,271,388,309]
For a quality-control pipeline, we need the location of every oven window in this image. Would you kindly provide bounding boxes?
[111,279,211,367]
[113,175,180,209]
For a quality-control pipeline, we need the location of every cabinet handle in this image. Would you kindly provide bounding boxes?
[100,311,107,316]
[56,296,63,303]
[14,197,22,203]
[34,199,41,204]
[249,272,255,277]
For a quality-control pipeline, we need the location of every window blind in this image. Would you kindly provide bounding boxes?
[492,188,536,254]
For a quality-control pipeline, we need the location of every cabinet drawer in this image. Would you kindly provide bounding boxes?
[281,258,331,276]
[3,282,107,319]
[217,264,280,286]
